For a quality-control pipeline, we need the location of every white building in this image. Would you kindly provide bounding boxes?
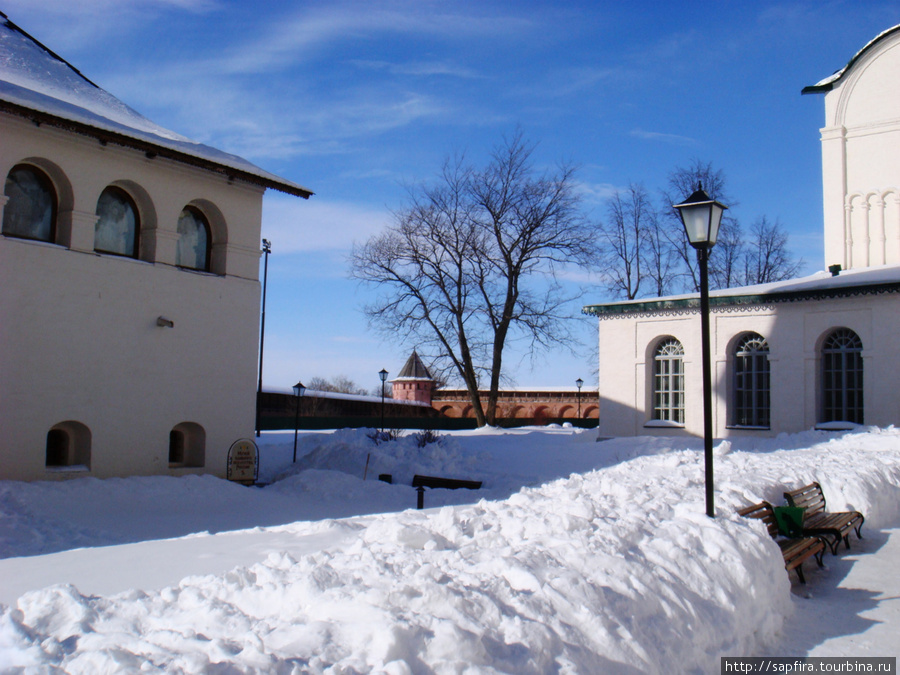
[585,24,900,439]
[0,13,311,480]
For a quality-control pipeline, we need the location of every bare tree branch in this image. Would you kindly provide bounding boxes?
[350,133,593,426]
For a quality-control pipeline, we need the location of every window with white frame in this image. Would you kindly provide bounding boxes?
[732,332,770,428]
[2,164,57,242]
[652,338,684,423]
[821,328,863,424]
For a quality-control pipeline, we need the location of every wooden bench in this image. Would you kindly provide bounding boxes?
[738,501,826,584]
[412,475,483,490]
[784,482,865,555]
[412,475,482,509]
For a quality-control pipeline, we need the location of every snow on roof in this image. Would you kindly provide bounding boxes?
[583,264,900,316]
[0,12,312,198]
[802,23,900,94]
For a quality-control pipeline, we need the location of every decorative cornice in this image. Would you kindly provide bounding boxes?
[583,280,900,319]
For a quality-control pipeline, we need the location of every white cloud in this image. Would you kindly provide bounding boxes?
[630,129,698,146]
[261,196,392,254]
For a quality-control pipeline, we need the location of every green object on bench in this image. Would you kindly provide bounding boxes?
[773,506,806,538]
[784,482,865,555]
[739,500,825,584]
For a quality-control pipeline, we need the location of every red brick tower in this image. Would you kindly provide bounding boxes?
[390,350,435,405]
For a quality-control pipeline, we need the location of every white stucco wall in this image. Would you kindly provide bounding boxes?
[820,30,900,270]
[595,292,900,439]
[0,112,265,480]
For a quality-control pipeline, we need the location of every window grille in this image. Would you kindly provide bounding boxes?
[653,338,685,423]
[733,333,770,427]
[822,328,864,424]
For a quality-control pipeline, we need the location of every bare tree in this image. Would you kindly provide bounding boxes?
[644,209,681,297]
[741,216,804,284]
[709,218,745,290]
[597,183,653,300]
[307,375,369,395]
[351,133,593,426]
[660,159,739,292]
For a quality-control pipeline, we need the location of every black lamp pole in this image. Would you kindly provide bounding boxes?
[673,183,727,518]
[379,368,388,434]
[576,378,584,419]
[255,239,271,437]
[292,381,305,463]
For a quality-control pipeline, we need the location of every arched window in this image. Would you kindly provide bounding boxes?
[169,422,205,468]
[733,333,770,428]
[822,328,864,424]
[45,421,91,469]
[2,164,57,242]
[653,338,684,423]
[94,186,139,257]
[176,206,211,271]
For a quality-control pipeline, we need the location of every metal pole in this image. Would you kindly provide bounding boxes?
[698,248,715,518]
[381,379,386,434]
[292,390,300,463]
[255,239,271,437]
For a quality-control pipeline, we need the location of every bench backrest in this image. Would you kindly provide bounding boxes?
[738,501,779,539]
[784,482,826,516]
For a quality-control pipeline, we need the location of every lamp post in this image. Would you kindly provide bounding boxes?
[575,378,584,419]
[255,239,271,437]
[379,368,389,435]
[673,183,727,518]
[292,380,305,463]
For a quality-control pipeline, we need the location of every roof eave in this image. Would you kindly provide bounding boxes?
[0,99,313,199]
[582,280,900,317]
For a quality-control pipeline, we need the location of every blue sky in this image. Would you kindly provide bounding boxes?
[7,0,900,391]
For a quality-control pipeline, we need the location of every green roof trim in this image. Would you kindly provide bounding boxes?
[802,24,900,94]
[582,280,900,317]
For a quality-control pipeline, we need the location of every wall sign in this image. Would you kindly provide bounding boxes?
[227,438,259,485]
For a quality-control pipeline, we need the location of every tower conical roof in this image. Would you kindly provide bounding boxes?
[394,350,434,380]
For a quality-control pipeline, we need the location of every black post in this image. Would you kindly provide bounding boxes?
[255,239,271,437]
[381,379,386,434]
[698,247,715,518]
[292,390,300,463]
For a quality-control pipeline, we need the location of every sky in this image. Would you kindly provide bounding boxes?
[5,0,900,391]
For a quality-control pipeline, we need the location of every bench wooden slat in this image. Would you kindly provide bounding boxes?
[739,500,825,584]
[412,474,482,490]
[784,482,865,555]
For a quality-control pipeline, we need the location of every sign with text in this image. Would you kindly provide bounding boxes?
[227,438,259,485]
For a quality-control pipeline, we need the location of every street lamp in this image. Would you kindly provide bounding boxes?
[292,380,305,463]
[379,368,389,435]
[575,378,584,419]
[673,183,728,518]
[255,239,272,437]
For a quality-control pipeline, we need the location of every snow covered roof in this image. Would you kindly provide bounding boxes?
[0,12,313,198]
[583,264,900,317]
[802,23,900,94]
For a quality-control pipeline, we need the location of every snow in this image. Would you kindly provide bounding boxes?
[1,426,899,672]
[589,263,900,313]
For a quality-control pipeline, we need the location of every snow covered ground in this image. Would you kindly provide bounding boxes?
[1,425,899,673]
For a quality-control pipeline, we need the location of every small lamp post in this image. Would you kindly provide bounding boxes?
[292,380,305,463]
[255,238,272,437]
[673,183,727,518]
[379,368,389,435]
[575,378,584,419]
